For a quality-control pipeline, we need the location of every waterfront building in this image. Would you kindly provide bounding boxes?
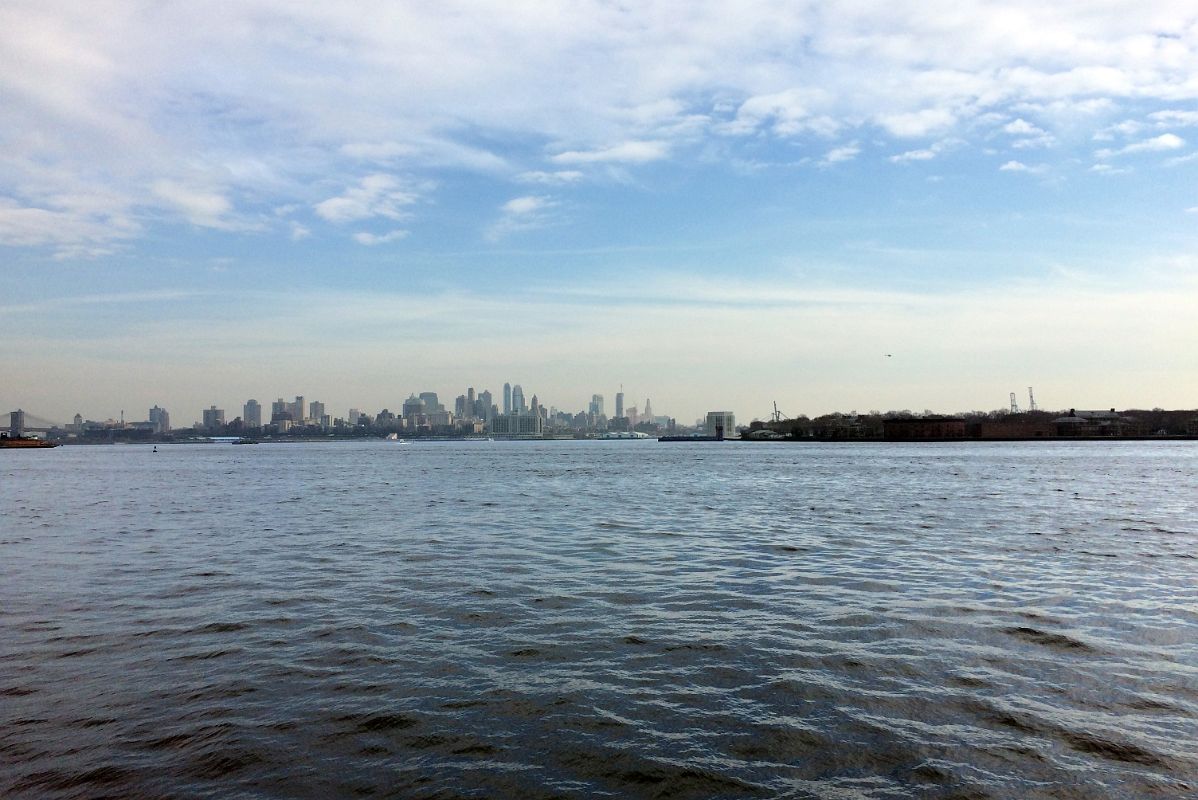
[243,400,261,429]
[149,405,171,434]
[490,411,544,437]
[705,411,735,438]
[882,417,965,440]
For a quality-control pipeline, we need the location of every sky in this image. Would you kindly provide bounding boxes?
[2,1,1197,426]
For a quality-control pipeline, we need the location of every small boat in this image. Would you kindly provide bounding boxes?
[0,433,59,448]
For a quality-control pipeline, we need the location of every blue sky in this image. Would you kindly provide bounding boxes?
[2,2,1197,425]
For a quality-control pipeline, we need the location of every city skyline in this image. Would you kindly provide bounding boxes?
[2,3,1197,421]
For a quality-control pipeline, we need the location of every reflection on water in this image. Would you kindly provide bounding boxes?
[2,441,1196,798]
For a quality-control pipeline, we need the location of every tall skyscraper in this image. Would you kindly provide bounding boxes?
[616,391,625,419]
[478,390,493,421]
[419,392,441,412]
[242,400,261,429]
[149,405,171,434]
[202,406,225,431]
[503,383,512,414]
[291,396,305,422]
[309,400,325,421]
[589,394,604,416]
[643,398,653,420]
[511,384,526,413]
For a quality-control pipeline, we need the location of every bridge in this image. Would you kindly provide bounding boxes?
[8,409,63,436]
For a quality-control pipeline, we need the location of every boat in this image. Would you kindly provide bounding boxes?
[0,433,59,448]
[598,431,652,440]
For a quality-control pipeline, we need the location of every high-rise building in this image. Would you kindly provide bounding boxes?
[467,387,476,415]
[243,400,261,429]
[349,408,362,425]
[272,398,288,417]
[9,409,26,436]
[202,406,225,431]
[454,394,467,418]
[309,401,325,422]
[589,394,604,416]
[503,383,512,415]
[511,384,526,413]
[705,411,735,438]
[643,398,653,420]
[478,390,493,421]
[419,392,441,412]
[291,396,305,422]
[616,391,625,419]
[149,405,171,434]
[402,395,426,419]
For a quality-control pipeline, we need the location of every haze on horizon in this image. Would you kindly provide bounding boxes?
[2,2,1197,425]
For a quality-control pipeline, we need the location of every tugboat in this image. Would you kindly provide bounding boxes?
[0,432,59,448]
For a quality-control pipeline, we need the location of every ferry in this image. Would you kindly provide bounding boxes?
[0,433,59,448]
[598,431,652,440]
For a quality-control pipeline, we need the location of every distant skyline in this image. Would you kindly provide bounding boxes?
[3,2,1197,423]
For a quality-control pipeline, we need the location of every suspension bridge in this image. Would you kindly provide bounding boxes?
[8,409,64,436]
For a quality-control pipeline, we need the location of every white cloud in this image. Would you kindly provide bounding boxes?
[517,170,584,185]
[289,221,311,240]
[1095,133,1186,158]
[486,195,557,241]
[998,160,1046,173]
[314,174,419,224]
[151,180,233,227]
[822,144,860,165]
[889,149,937,164]
[876,109,956,138]
[352,229,409,246]
[549,141,670,165]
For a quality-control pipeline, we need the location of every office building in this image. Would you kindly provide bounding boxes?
[616,391,625,419]
[243,400,261,429]
[490,411,544,437]
[512,384,526,413]
[589,394,604,416]
[503,383,512,414]
[309,401,325,422]
[148,405,171,434]
[202,406,226,431]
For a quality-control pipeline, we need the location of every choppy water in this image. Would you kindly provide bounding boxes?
[2,440,1197,799]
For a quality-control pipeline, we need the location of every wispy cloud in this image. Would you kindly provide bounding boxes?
[485,195,558,241]
[549,141,669,165]
[353,229,409,246]
[314,174,420,224]
[1095,133,1186,159]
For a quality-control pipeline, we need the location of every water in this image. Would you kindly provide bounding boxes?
[2,440,1197,799]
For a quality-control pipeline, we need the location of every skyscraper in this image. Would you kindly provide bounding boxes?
[243,400,261,429]
[503,383,512,415]
[478,390,493,421]
[419,392,441,412]
[202,406,225,431]
[616,391,625,419]
[291,396,305,422]
[309,400,325,421]
[511,384,526,413]
[589,394,604,416]
[149,405,171,434]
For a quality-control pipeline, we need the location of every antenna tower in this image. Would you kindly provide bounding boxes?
[1009,392,1019,414]
[1028,387,1037,412]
